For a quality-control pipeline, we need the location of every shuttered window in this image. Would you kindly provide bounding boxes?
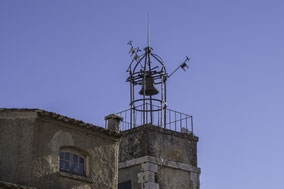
[59,151,85,176]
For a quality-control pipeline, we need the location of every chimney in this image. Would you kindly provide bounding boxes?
[104,114,123,133]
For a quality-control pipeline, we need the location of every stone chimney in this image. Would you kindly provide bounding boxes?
[104,114,123,133]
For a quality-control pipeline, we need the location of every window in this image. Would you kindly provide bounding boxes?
[59,151,86,176]
[118,181,131,189]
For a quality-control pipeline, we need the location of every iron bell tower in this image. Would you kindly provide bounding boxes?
[116,26,200,189]
[117,39,200,189]
[126,41,190,129]
[127,41,167,128]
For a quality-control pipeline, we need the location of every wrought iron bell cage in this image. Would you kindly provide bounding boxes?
[127,45,168,128]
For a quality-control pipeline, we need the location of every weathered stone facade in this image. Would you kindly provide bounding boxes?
[0,109,120,189]
[118,125,200,189]
[0,109,201,189]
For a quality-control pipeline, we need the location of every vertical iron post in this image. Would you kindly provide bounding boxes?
[186,115,188,130]
[180,114,182,130]
[191,116,194,135]
[150,96,153,125]
[175,112,177,131]
[142,52,148,126]
[130,81,132,128]
[164,79,167,128]
[133,82,136,127]
[161,75,164,128]
[169,110,171,130]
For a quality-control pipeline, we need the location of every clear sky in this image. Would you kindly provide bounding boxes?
[1,0,284,188]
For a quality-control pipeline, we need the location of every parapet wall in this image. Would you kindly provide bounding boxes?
[119,125,198,166]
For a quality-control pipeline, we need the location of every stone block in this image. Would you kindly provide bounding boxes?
[136,156,149,164]
[126,159,136,167]
[191,172,200,189]
[143,182,159,189]
[166,161,177,168]
[118,161,127,169]
[178,163,190,171]
[141,162,158,173]
[138,171,155,183]
[148,156,158,164]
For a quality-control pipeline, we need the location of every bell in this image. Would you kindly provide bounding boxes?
[139,75,159,96]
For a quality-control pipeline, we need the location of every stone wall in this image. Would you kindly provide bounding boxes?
[118,125,200,189]
[119,125,198,166]
[0,111,37,186]
[118,156,200,189]
[118,164,141,189]
[158,167,192,189]
[0,109,120,189]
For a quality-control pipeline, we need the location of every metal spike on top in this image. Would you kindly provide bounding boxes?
[126,20,192,129]
[147,13,150,47]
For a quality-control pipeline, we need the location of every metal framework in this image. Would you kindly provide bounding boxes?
[116,105,194,134]
[126,41,190,129]
[127,41,167,128]
[103,40,192,133]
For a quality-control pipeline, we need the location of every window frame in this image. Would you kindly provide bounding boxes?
[118,180,132,189]
[59,148,88,177]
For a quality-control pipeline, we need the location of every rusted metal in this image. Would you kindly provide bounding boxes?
[125,41,192,133]
[116,105,193,134]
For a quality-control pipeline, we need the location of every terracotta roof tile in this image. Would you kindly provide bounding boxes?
[0,108,120,138]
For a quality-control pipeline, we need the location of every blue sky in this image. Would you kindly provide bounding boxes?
[1,0,284,188]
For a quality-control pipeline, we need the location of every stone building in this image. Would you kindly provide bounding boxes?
[115,42,201,189]
[0,108,121,189]
[0,108,200,189]
[0,41,201,189]
[118,125,200,189]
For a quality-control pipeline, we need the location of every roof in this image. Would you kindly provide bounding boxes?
[0,108,120,138]
[0,181,36,189]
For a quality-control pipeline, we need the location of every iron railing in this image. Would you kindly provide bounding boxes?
[106,104,194,134]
